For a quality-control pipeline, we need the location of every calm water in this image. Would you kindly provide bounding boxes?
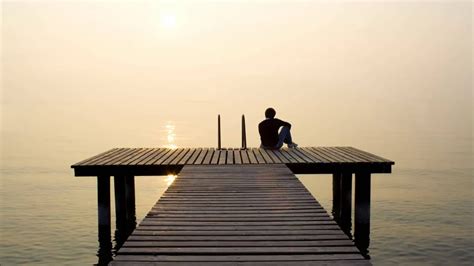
[0,113,472,265]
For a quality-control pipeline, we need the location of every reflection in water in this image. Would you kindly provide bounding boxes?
[96,226,113,265]
[97,213,137,265]
[164,122,178,149]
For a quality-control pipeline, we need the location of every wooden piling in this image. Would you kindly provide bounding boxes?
[355,171,371,253]
[332,173,341,220]
[97,176,111,230]
[114,176,127,228]
[340,172,352,236]
[124,176,136,227]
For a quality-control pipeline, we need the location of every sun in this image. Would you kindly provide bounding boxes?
[160,13,177,29]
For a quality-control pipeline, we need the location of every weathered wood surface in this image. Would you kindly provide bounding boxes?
[110,165,371,265]
[72,147,393,176]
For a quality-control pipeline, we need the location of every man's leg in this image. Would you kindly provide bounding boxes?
[276,126,293,148]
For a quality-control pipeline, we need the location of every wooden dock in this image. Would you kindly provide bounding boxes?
[71,147,394,265]
[112,164,370,265]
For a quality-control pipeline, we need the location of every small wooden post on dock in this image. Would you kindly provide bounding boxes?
[217,115,221,149]
[241,114,247,149]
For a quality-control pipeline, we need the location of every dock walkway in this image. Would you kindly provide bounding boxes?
[112,164,369,265]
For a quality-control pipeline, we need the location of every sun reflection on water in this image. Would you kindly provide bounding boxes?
[165,174,176,187]
[164,122,178,149]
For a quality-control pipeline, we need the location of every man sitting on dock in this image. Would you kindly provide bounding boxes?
[259,107,298,149]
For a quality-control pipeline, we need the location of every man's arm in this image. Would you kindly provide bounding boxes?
[276,119,291,129]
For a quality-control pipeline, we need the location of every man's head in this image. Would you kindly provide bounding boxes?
[265,108,276,119]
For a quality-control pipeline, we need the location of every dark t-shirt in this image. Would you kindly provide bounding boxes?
[258,118,291,147]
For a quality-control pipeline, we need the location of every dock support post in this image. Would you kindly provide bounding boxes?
[125,175,136,229]
[114,175,136,250]
[114,176,128,250]
[332,172,341,221]
[98,176,111,230]
[114,176,127,226]
[97,176,112,265]
[339,172,352,236]
[354,171,371,256]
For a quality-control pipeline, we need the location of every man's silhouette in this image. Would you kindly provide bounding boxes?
[258,108,298,149]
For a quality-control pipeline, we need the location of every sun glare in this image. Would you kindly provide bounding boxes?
[160,13,177,29]
[165,174,176,187]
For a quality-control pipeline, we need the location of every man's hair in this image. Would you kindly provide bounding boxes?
[265,108,276,119]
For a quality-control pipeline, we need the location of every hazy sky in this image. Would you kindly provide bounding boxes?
[1,1,472,170]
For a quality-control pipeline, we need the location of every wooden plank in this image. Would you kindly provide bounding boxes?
[162,149,184,165]
[211,149,221,164]
[320,147,356,163]
[118,246,361,254]
[120,148,149,164]
[103,148,139,165]
[233,149,242,164]
[257,148,273,163]
[270,150,289,163]
[246,149,258,164]
[170,148,190,165]
[111,148,145,165]
[240,149,250,164]
[178,148,197,165]
[185,148,201,164]
[73,148,118,166]
[333,147,370,163]
[137,148,165,165]
[112,254,367,262]
[309,147,341,162]
[146,148,172,165]
[85,148,128,165]
[136,225,341,231]
[218,149,227,165]
[139,220,336,226]
[226,149,234,164]
[262,149,280,163]
[126,148,156,165]
[202,148,214,165]
[145,216,333,221]
[251,148,265,164]
[123,240,354,247]
[127,234,353,241]
[292,148,315,163]
[343,147,391,163]
[132,230,348,236]
[278,148,298,163]
[90,148,129,165]
[297,148,328,163]
[286,148,312,163]
[193,148,208,165]
[211,149,220,165]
